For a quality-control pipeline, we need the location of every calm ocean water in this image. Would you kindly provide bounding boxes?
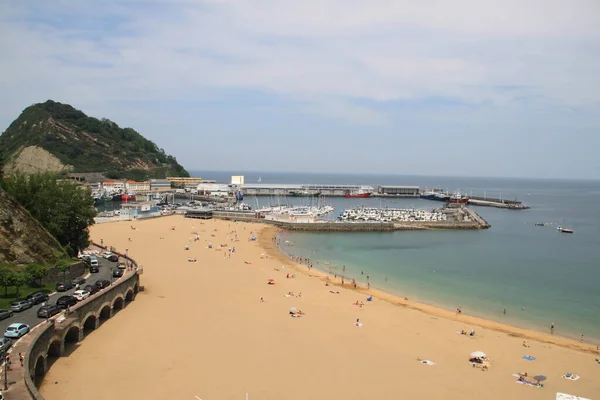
[197,171,600,341]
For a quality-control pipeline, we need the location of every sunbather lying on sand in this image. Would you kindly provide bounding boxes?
[330,290,340,294]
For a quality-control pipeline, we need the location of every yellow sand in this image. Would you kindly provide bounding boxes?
[40,216,600,400]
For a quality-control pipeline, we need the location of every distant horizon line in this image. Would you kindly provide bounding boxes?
[185,169,600,183]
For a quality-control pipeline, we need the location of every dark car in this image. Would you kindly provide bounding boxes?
[72,277,86,288]
[95,280,111,289]
[107,254,119,262]
[0,309,13,321]
[37,305,60,318]
[55,295,77,309]
[90,263,100,273]
[26,292,49,305]
[113,269,124,278]
[83,285,100,295]
[56,282,75,292]
[0,337,12,353]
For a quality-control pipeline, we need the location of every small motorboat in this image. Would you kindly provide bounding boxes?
[557,226,574,233]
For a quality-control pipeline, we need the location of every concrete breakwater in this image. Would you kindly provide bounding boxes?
[209,208,490,231]
[7,247,141,400]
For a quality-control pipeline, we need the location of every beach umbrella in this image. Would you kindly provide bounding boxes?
[470,351,486,358]
[533,374,547,383]
[290,307,297,311]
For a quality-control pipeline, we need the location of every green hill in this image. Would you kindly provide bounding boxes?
[0,100,189,180]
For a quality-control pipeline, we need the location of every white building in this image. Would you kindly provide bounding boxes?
[231,175,245,185]
[196,183,230,196]
[103,181,125,192]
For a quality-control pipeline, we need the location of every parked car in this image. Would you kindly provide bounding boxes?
[37,305,60,319]
[95,280,111,289]
[90,258,100,270]
[9,300,32,313]
[56,282,75,292]
[90,263,100,273]
[0,309,13,321]
[55,295,77,309]
[73,290,90,301]
[83,285,99,295]
[26,292,49,305]
[0,337,12,353]
[4,323,30,338]
[113,269,124,278]
[102,252,114,259]
[117,262,127,270]
[107,254,119,262]
[72,277,86,288]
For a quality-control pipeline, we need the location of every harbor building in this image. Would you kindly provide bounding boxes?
[102,181,125,192]
[120,202,161,219]
[377,185,420,196]
[240,184,376,197]
[149,179,171,192]
[126,180,150,192]
[195,183,231,197]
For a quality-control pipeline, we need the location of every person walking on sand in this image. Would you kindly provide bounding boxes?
[19,352,24,367]
[551,322,555,334]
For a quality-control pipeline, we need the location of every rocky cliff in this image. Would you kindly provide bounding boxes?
[0,188,67,265]
[0,100,189,180]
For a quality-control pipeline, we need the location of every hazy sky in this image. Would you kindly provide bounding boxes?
[1,1,599,179]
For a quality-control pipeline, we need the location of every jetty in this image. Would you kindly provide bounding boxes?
[200,205,490,231]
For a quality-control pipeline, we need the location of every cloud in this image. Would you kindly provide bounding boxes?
[0,0,599,177]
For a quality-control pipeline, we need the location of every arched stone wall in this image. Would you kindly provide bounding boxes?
[125,289,134,302]
[112,296,124,311]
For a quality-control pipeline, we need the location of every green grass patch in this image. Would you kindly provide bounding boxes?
[0,284,55,309]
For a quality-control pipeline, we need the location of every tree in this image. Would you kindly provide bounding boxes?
[0,268,12,296]
[13,272,27,298]
[1,173,97,256]
[56,260,71,282]
[25,263,48,287]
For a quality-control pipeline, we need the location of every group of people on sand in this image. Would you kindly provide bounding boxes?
[459,329,476,337]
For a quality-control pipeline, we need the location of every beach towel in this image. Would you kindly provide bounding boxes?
[515,380,538,387]
[556,393,590,400]
[562,374,581,381]
[420,360,435,366]
[355,322,364,327]
[522,355,536,361]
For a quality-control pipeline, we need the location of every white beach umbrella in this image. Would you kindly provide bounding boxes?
[470,351,486,358]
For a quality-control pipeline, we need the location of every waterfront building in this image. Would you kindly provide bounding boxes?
[102,180,125,192]
[377,185,420,196]
[149,179,171,191]
[126,180,151,192]
[196,183,230,196]
[120,202,161,219]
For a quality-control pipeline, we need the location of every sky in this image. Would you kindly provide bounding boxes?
[1,0,599,179]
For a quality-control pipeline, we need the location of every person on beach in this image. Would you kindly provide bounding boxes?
[551,322,555,333]
[19,352,24,367]
[581,335,584,342]
[503,308,506,315]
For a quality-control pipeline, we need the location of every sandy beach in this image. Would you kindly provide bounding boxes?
[39,215,600,400]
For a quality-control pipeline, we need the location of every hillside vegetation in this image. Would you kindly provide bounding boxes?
[0,100,189,180]
[0,187,67,265]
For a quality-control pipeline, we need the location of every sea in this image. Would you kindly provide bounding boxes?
[197,171,600,341]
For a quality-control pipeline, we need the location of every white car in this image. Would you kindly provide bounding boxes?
[102,252,114,259]
[73,290,91,301]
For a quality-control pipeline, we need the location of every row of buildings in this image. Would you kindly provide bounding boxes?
[66,174,215,194]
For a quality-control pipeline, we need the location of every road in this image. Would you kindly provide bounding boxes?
[0,257,120,337]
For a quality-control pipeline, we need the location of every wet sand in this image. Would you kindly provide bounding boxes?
[40,216,600,400]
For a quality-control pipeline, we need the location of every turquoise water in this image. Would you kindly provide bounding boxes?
[196,171,600,341]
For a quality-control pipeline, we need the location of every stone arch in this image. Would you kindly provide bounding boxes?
[98,302,112,322]
[64,325,81,343]
[125,288,134,302]
[83,313,98,335]
[33,354,47,387]
[112,296,124,311]
[134,283,140,294]
[47,339,63,357]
